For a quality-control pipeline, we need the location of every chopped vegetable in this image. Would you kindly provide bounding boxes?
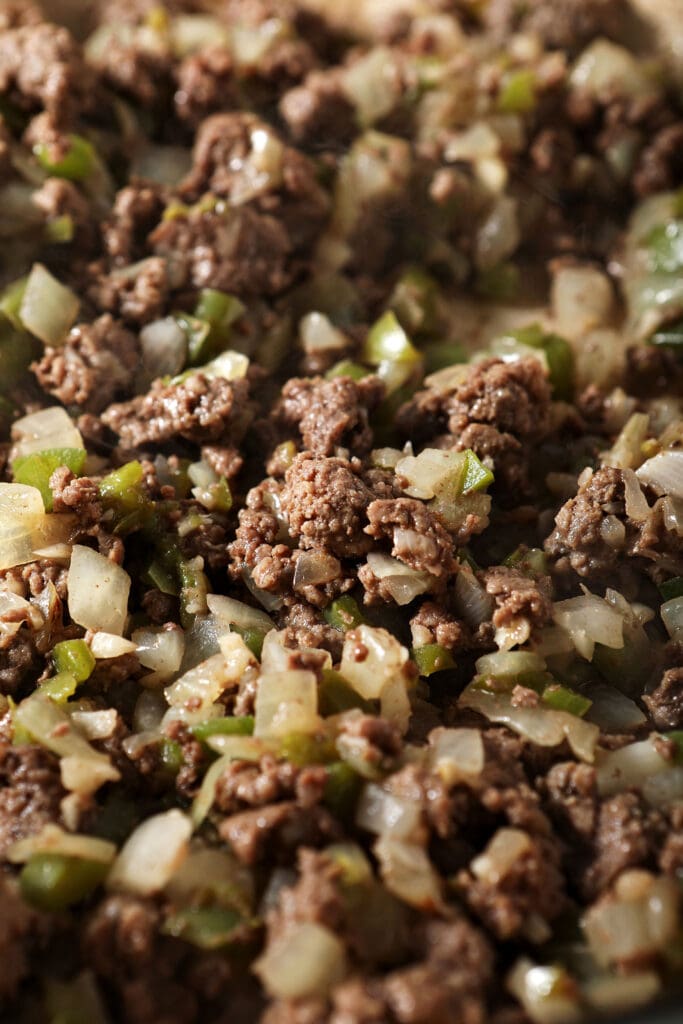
[12,448,86,510]
[33,134,97,181]
[20,853,109,911]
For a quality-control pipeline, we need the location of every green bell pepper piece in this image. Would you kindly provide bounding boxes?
[20,853,108,911]
[13,448,86,511]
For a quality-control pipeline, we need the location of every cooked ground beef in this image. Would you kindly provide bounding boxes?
[0,3,681,1022]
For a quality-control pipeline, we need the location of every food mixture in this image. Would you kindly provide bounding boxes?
[0,0,682,1021]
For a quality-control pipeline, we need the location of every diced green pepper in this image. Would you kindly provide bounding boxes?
[319,670,374,716]
[510,323,575,400]
[650,318,683,354]
[423,341,466,375]
[504,545,549,576]
[45,214,75,244]
[192,716,255,743]
[162,906,246,949]
[323,595,365,632]
[323,761,362,820]
[460,450,495,494]
[98,460,144,504]
[52,639,95,683]
[278,732,336,767]
[177,557,209,629]
[199,476,233,513]
[542,683,592,718]
[388,267,440,337]
[195,288,245,332]
[12,448,86,511]
[0,276,28,329]
[475,262,521,301]
[174,312,210,364]
[325,359,369,381]
[33,134,97,182]
[231,625,265,659]
[39,672,78,703]
[660,577,683,602]
[412,644,456,677]
[0,323,40,389]
[362,310,422,392]
[144,558,179,596]
[20,854,108,912]
[664,731,683,765]
[497,69,536,113]
[325,842,373,886]
[646,220,683,274]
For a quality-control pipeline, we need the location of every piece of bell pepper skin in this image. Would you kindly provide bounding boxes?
[20,853,109,912]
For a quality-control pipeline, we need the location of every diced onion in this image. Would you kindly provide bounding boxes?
[475,196,520,271]
[461,684,600,762]
[88,632,138,659]
[476,650,546,678]
[355,782,421,838]
[553,592,624,661]
[507,958,581,1024]
[254,922,347,1000]
[7,824,116,865]
[472,828,532,885]
[454,568,494,627]
[11,407,84,459]
[67,545,131,636]
[170,14,230,55]
[254,670,319,737]
[70,708,118,741]
[622,468,651,521]
[201,349,250,381]
[584,972,660,1013]
[15,692,119,794]
[636,449,683,500]
[139,317,187,380]
[374,835,443,911]
[428,727,485,785]
[299,312,347,355]
[19,263,80,345]
[583,875,679,966]
[132,688,166,734]
[365,551,431,605]
[107,809,192,896]
[342,47,401,128]
[396,448,466,500]
[584,684,646,732]
[661,596,683,642]
[596,738,670,798]
[340,625,411,701]
[293,550,342,588]
[165,652,240,715]
[133,626,185,681]
[570,40,655,100]
[551,265,614,340]
[206,593,274,636]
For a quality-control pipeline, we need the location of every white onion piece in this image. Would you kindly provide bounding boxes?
[340,625,410,701]
[15,693,119,794]
[254,669,319,737]
[583,875,679,966]
[475,196,520,271]
[622,468,651,521]
[473,828,533,886]
[375,835,443,911]
[0,588,43,630]
[602,413,649,471]
[553,592,624,661]
[428,727,485,785]
[170,14,230,55]
[242,567,284,611]
[165,652,240,714]
[476,650,546,678]
[342,47,401,127]
[507,958,581,1024]
[207,593,274,636]
[0,483,46,571]
[180,613,221,671]
[7,824,116,865]
[355,783,421,839]
[133,688,166,734]
[166,845,253,906]
[661,596,683,642]
[584,972,660,1013]
[396,448,466,500]
[205,734,266,759]
[67,546,131,636]
[584,684,646,731]
[11,406,84,459]
[133,626,185,680]
[461,685,599,762]
[293,550,342,588]
[596,738,670,798]
[201,350,250,381]
[661,495,683,537]
[108,809,192,896]
[570,40,654,99]
[19,263,79,345]
[70,708,118,741]
[379,674,412,734]
[299,312,347,354]
[254,922,347,999]
[454,568,494,628]
[139,317,187,379]
[365,552,431,605]
[88,632,137,659]
[642,764,683,808]
[551,264,614,340]
[636,449,683,499]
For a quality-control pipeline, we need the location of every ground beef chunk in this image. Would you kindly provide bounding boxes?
[279,69,356,148]
[633,121,683,198]
[180,112,329,251]
[219,800,341,865]
[213,754,328,815]
[50,466,101,521]
[336,713,402,777]
[179,506,232,570]
[0,632,41,697]
[272,376,385,458]
[277,601,345,662]
[543,760,598,842]
[644,668,683,730]
[200,444,243,481]
[93,28,173,110]
[174,45,241,126]
[544,466,683,579]
[90,255,171,325]
[364,497,456,579]
[485,0,625,52]
[150,204,293,297]
[0,872,43,1002]
[282,454,374,558]
[102,373,252,449]
[410,601,467,652]
[481,566,553,644]
[0,743,64,856]
[228,478,297,598]
[0,558,69,601]
[32,177,97,251]
[32,315,139,414]
[0,23,95,124]
[0,1,42,29]
[624,345,683,397]
[103,182,165,267]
